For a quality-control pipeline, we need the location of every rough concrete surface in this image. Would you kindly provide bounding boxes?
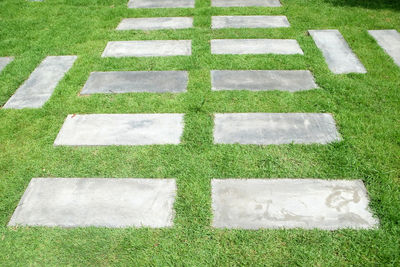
[117,17,193,30]
[368,30,400,67]
[212,0,281,7]
[211,39,303,55]
[128,0,195,8]
[212,16,290,29]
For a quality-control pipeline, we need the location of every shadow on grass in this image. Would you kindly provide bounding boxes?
[324,0,400,10]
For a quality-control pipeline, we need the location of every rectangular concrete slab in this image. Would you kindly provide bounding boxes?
[212,16,290,29]
[211,39,303,55]
[81,71,188,95]
[0,57,14,74]
[211,70,318,92]
[54,114,184,146]
[309,30,366,74]
[214,113,340,145]
[128,0,194,8]
[102,40,191,57]
[212,0,281,7]
[211,179,378,230]
[368,30,400,67]
[117,17,193,31]
[3,56,77,109]
[9,178,176,228]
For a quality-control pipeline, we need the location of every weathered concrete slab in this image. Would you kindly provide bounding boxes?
[81,71,188,95]
[128,0,194,8]
[212,16,289,29]
[54,114,184,146]
[0,57,14,74]
[368,30,400,67]
[212,0,281,7]
[117,17,193,31]
[3,56,77,109]
[213,113,340,145]
[9,178,176,228]
[102,40,191,57]
[211,39,303,55]
[211,70,318,92]
[309,30,366,74]
[211,179,378,230]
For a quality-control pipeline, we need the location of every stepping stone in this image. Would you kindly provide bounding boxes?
[309,30,366,74]
[213,113,340,145]
[212,16,290,29]
[211,70,318,92]
[81,71,188,95]
[211,39,303,55]
[102,40,191,57]
[0,57,14,74]
[117,17,193,31]
[9,178,176,228]
[211,179,378,230]
[128,0,195,8]
[3,56,77,109]
[368,30,400,67]
[54,114,184,146]
[211,0,281,7]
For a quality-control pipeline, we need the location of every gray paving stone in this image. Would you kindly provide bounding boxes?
[117,17,193,31]
[211,179,378,230]
[213,113,340,145]
[0,57,14,74]
[211,70,318,92]
[8,178,176,228]
[212,16,289,29]
[128,0,194,8]
[102,40,191,57]
[3,56,77,109]
[211,39,303,55]
[54,114,184,146]
[368,30,400,67]
[212,0,281,7]
[309,30,366,74]
[81,71,188,95]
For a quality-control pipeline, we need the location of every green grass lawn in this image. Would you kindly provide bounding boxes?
[0,0,399,265]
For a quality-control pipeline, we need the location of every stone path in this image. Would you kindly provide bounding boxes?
[211,179,378,230]
[128,0,195,8]
[368,30,400,67]
[4,56,77,109]
[117,17,193,31]
[211,39,303,55]
[102,40,192,57]
[211,0,282,7]
[211,16,290,29]
[0,57,14,74]
[309,30,366,74]
[9,178,176,228]
[81,71,188,95]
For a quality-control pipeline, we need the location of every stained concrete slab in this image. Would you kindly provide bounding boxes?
[102,40,191,57]
[54,114,184,146]
[212,16,290,29]
[211,70,318,92]
[212,0,281,7]
[368,30,400,67]
[213,113,340,145]
[211,39,303,55]
[211,179,378,230]
[128,0,194,8]
[0,57,14,74]
[81,71,188,95]
[117,17,193,31]
[8,178,176,228]
[3,56,77,109]
[309,30,366,74]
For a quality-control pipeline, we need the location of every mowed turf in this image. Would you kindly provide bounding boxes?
[0,0,399,265]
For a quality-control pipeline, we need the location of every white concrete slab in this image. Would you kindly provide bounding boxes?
[128,0,195,8]
[211,39,303,55]
[211,179,378,230]
[212,16,290,29]
[102,40,191,57]
[9,178,176,228]
[3,56,77,109]
[81,71,188,95]
[212,0,281,7]
[54,114,184,146]
[213,113,340,145]
[211,70,318,92]
[368,30,400,67]
[0,57,14,74]
[117,17,193,31]
[309,30,366,74]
